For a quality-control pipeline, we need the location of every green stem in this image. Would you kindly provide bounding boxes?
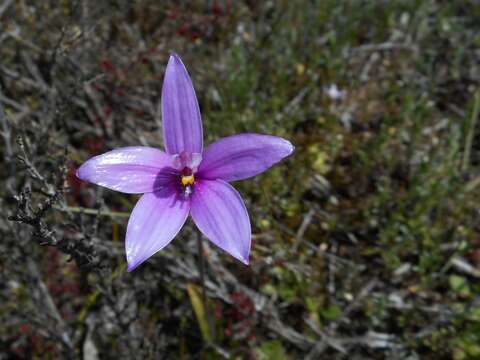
[462,90,480,171]
[54,205,130,218]
[197,230,206,303]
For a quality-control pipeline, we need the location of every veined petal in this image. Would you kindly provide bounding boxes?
[161,54,203,155]
[76,147,178,194]
[191,179,251,264]
[197,133,294,182]
[126,187,190,271]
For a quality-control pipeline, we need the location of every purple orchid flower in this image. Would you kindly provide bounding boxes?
[77,54,294,271]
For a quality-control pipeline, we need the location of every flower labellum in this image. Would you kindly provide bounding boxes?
[76,54,294,271]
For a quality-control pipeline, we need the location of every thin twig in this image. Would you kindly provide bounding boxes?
[293,208,315,251]
[351,42,418,54]
[0,0,13,17]
[0,85,13,160]
[26,258,74,351]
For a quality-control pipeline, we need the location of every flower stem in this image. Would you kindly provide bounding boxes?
[196,230,206,303]
[462,90,480,171]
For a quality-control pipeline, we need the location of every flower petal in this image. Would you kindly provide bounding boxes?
[126,187,190,271]
[76,147,177,194]
[190,179,251,264]
[197,133,294,182]
[161,54,203,155]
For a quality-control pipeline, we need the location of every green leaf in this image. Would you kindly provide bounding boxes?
[186,283,213,343]
[255,340,289,360]
[449,275,471,296]
[321,304,342,321]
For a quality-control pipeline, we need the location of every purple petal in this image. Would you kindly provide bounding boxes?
[191,179,251,264]
[161,54,203,155]
[76,147,178,194]
[126,187,190,271]
[197,133,294,182]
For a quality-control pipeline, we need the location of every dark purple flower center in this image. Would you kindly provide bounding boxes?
[172,151,201,197]
[180,168,195,187]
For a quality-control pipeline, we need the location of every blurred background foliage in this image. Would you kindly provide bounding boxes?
[1,0,480,358]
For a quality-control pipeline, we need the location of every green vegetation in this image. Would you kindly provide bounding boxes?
[1,0,480,358]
